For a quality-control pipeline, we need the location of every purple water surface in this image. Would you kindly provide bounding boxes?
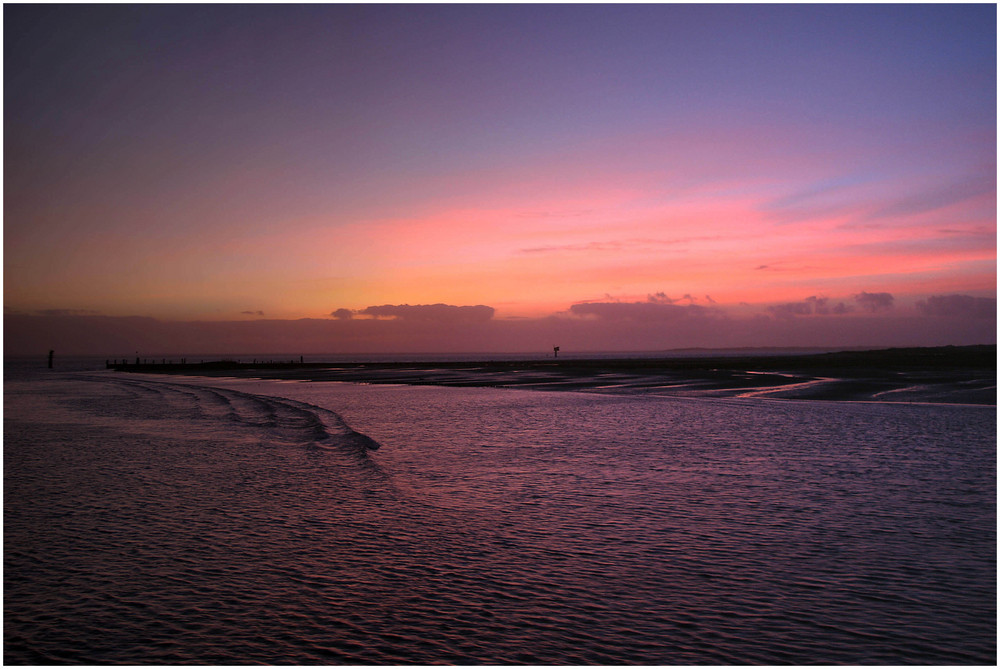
[4,370,995,664]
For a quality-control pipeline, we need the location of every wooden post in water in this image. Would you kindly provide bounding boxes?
[48,350,54,369]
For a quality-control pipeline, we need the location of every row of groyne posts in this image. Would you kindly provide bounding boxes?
[107,358,193,368]
[42,349,305,370]
[106,356,307,370]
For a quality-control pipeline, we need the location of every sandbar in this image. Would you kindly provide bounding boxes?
[111,345,996,405]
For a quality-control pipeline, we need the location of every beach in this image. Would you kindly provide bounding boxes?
[111,345,997,405]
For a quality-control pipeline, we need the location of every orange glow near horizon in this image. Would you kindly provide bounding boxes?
[6,180,995,322]
[4,4,995,349]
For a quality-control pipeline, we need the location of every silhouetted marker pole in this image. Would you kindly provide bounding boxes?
[553,345,560,359]
[48,350,54,369]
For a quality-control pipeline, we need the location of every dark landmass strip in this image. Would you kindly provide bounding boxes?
[109,345,997,405]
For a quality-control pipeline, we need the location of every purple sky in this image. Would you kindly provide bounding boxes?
[4,4,996,356]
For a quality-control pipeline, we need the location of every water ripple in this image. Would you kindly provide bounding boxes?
[4,375,995,664]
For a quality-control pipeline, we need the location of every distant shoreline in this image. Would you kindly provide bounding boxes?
[111,345,997,405]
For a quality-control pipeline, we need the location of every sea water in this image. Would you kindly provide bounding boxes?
[4,362,996,664]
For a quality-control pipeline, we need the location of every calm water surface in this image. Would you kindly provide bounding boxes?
[4,366,996,664]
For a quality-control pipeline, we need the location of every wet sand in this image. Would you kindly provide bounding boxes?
[116,345,996,405]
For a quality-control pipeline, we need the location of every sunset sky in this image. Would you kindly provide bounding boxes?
[4,4,996,354]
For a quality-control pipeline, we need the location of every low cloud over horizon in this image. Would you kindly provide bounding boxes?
[915,294,996,320]
[6,293,995,357]
[340,304,496,323]
[568,299,717,322]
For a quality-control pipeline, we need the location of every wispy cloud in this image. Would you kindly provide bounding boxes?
[865,173,995,221]
[34,308,103,317]
[568,299,715,322]
[520,241,627,255]
[513,209,595,219]
[759,172,883,225]
[518,236,723,255]
[356,303,495,323]
[763,172,877,214]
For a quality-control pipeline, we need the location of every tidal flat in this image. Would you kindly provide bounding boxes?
[115,345,996,405]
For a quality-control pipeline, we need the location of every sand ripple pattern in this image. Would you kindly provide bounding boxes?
[4,375,996,664]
